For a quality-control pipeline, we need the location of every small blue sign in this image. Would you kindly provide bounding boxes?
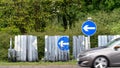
[57,36,69,51]
[81,20,97,36]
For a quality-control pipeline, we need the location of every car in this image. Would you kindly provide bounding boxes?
[77,37,120,68]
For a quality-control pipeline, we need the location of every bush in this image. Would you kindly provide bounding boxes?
[0,27,21,35]
[0,32,12,61]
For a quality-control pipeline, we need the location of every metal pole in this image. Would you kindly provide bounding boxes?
[10,38,12,49]
[88,36,90,49]
[87,17,91,49]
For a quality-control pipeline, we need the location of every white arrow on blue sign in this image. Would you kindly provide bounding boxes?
[57,36,69,51]
[81,20,97,36]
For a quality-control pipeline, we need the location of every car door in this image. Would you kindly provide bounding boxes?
[109,43,120,66]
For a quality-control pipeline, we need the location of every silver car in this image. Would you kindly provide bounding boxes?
[77,38,120,68]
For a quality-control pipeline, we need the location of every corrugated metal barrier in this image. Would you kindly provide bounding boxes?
[73,36,90,59]
[44,35,70,61]
[8,35,38,62]
[8,35,120,62]
[98,35,120,47]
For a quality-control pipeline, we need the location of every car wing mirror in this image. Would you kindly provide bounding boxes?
[114,46,120,51]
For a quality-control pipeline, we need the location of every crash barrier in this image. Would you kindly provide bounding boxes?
[98,35,120,47]
[8,35,38,62]
[44,36,70,61]
[73,36,90,59]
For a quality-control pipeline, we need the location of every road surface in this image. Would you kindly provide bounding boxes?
[0,65,86,68]
[0,65,119,68]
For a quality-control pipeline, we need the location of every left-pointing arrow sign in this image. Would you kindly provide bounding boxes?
[59,41,69,47]
[83,25,95,31]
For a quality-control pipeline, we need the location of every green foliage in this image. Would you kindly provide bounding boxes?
[0,33,12,61]
[37,36,45,60]
[0,0,120,61]
[0,0,120,33]
[0,27,20,35]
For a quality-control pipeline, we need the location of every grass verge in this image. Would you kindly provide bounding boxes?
[0,60,77,66]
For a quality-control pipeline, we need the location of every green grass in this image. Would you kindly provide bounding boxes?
[0,60,77,66]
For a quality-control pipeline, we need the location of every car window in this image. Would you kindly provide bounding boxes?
[108,38,120,47]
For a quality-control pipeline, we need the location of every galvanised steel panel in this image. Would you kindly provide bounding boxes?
[73,36,90,59]
[27,35,38,61]
[98,35,120,47]
[14,35,21,61]
[20,35,27,61]
[44,36,69,61]
[14,35,38,62]
[98,35,107,47]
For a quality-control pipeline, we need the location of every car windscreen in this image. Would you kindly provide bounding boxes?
[106,38,120,47]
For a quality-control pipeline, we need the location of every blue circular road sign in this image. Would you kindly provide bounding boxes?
[57,36,69,51]
[81,20,97,36]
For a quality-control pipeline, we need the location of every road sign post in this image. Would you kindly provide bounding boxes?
[81,18,97,36]
[81,17,97,49]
